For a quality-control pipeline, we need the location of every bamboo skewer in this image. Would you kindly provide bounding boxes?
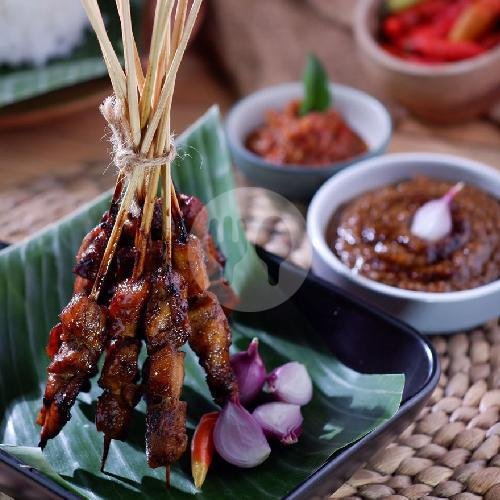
[81,0,126,99]
[115,0,145,93]
[88,0,203,300]
[141,0,203,155]
[72,0,209,483]
[119,0,141,148]
[161,0,188,261]
[139,0,175,128]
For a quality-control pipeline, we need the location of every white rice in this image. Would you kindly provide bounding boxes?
[0,0,89,67]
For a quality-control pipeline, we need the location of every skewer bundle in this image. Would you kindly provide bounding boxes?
[36,0,239,486]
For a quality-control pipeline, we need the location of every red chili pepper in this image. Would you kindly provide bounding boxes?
[393,0,471,47]
[382,16,406,40]
[191,412,219,489]
[404,31,485,61]
[430,0,472,37]
[383,0,450,39]
[450,0,500,41]
[480,32,500,49]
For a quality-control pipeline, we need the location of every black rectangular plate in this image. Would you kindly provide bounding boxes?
[0,246,439,499]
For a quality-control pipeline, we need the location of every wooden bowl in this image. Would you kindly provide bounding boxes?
[354,0,500,123]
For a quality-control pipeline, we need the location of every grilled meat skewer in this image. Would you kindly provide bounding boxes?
[173,234,210,297]
[96,277,150,469]
[73,179,124,288]
[37,294,106,448]
[143,268,191,474]
[169,203,239,406]
[188,291,238,405]
[177,194,239,313]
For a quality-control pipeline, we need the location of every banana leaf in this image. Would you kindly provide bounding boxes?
[0,0,142,108]
[0,106,404,499]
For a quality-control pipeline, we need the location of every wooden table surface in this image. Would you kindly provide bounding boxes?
[0,49,499,245]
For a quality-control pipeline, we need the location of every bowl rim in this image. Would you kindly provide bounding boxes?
[354,0,500,77]
[225,81,392,174]
[307,152,500,303]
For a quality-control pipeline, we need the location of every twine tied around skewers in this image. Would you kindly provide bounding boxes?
[100,95,176,176]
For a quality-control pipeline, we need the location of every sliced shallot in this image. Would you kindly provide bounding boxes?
[266,361,313,406]
[213,399,271,468]
[253,402,303,445]
[230,338,267,405]
[410,182,464,242]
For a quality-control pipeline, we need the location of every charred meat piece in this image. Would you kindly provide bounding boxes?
[178,193,208,242]
[96,278,150,465]
[73,276,92,295]
[73,182,125,288]
[188,291,238,405]
[46,323,63,359]
[143,269,191,469]
[73,223,110,281]
[155,193,238,311]
[144,347,187,469]
[178,193,226,277]
[144,240,165,275]
[37,294,106,448]
[106,278,150,339]
[144,269,190,351]
[96,339,142,449]
[173,234,210,296]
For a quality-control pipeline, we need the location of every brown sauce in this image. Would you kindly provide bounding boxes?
[327,176,500,292]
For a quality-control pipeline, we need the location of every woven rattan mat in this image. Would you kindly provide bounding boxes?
[241,189,500,500]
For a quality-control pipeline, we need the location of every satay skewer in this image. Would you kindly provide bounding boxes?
[96,0,195,473]
[39,1,240,489]
[97,0,173,468]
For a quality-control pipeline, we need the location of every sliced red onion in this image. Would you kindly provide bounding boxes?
[253,402,303,445]
[411,182,464,242]
[266,361,313,406]
[230,338,267,405]
[213,399,271,468]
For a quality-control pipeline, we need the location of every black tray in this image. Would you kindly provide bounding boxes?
[0,247,439,499]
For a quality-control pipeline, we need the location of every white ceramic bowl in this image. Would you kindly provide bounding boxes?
[307,153,500,334]
[225,82,392,199]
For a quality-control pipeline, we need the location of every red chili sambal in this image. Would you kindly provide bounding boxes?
[245,100,368,167]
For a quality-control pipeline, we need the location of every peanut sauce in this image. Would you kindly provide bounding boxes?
[246,100,368,166]
[328,176,500,292]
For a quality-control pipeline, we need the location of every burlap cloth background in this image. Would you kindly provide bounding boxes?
[240,190,500,500]
[206,0,388,100]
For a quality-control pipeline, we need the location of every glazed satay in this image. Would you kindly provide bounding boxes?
[177,193,225,279]
[73,219,111,295]
[95,277,150,469]
[188,291,238,405]
[143,268,191,478]
[177,193,239,313]
[169,208,238,405]
[73,179,125,295]
[150,194,239,312]
[37,294,106,448]
[172,233,210,296]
